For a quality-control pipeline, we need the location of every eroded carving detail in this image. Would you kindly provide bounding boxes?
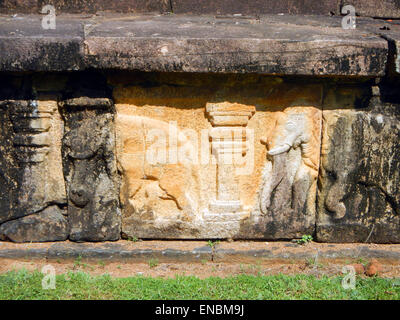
[0,97,66,224]
[61,98,121,241]
[317,99,400,243]
[260,112,319,215]
[116,115,200,231]
[256,107,321,238]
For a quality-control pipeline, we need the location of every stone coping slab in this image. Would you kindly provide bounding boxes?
[2,1,400,19]
[0,13,390,75]
[0,241,399,263]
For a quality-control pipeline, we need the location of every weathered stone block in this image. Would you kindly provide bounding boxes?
[343,0,400,18]
[317,93,400,243]
[171,0,340,15]
[84,15,387,76]
[0,96,66,224]
[60,94,121,241]
[0,0,169,14]
[0,14,388,76]
[0,205,68,243]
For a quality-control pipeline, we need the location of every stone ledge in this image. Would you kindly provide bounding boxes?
[0,14,390,75]
[1,241,400,263]
[357,17,400,75]
[2,1,400,19]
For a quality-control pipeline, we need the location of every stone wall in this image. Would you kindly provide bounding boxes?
[2,1,400,18]
[0,72,398,243]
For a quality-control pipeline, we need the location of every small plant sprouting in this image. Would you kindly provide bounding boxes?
[305,257,323,269]
[74,255,83,268]
[148,258,159,268]
[357,257,369,267]
[207,240,220,248]
[305,257,314,267]
[297,235,313,245]
[128,236,139,242]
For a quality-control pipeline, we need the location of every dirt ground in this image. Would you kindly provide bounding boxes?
[0,240,399,279]
[0,258,399,279]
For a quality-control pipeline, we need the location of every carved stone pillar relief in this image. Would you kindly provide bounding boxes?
[205,102,255,221]
[60,97,121,241]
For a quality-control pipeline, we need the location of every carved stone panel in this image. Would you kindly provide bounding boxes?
[0,96,66,224]
[317,94,400,243]
[61,97,121,241]
[245,107,322,239]
[116,108,203,238]
[113,75,323,239]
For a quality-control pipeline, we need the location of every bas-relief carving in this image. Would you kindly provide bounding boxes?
[317,97,400,243]
[61,99,121,241]
[205,103,255,222]
[116,114,201,237]
[260,110,320,214]
[0,97,66,224]
[252,107,321,238]
[115,99,321,239]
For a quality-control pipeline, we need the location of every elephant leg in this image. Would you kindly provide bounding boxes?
[158,165,197,215]
[291,165,312,214]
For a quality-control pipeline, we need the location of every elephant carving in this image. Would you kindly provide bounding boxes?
[259,109,320,217]
[116,115,200,221]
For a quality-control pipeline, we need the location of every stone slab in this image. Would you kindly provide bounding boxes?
[84,15,387,76]
[213,242,400,263]
[0,14,389,76]
[343,0,400,18]
[0,0,169,14]
[3,0,399,18]
[46,241,213,262]
[8,0,400,18]
[0,242,50,259]
[357,18,400,75]
[0,241,400,263]
[0,15,83,71]
[171,0,340,15]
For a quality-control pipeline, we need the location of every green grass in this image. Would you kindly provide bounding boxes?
[0,270,399,300]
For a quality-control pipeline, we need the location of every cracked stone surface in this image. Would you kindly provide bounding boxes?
[0,206,68,243]
[60,79,121,241]
[0,14,389,75]
[317,93,400,243]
